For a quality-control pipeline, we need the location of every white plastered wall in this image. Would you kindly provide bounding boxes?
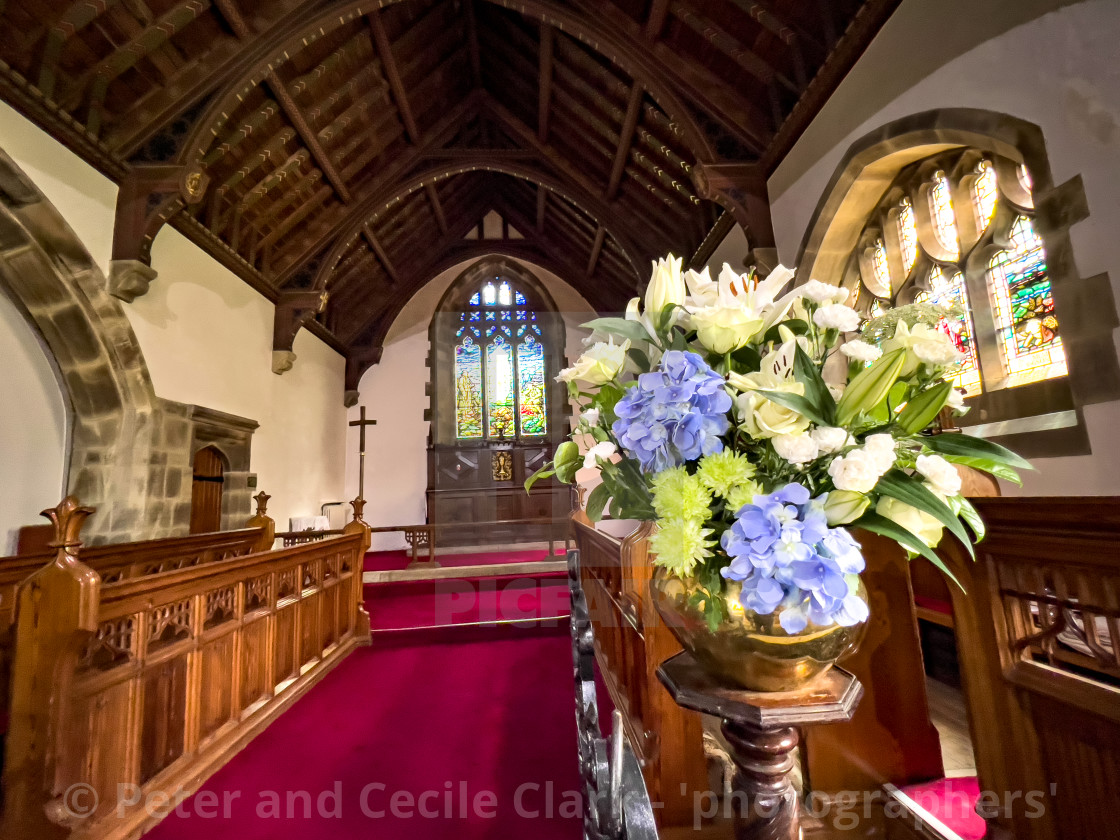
[713,0,1120,494]
[346,257,596,550]
[0,100,347,534]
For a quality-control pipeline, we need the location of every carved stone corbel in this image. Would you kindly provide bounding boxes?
[271,289,328,375]
[344,345,385,396]
[691,162,778,273]
[110,163,208,301]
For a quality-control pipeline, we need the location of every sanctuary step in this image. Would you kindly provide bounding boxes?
[363,548,570,633]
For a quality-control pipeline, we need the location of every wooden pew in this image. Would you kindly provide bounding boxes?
[571,512,708,829]
[1,496,370,840]
[932,497,1120,840]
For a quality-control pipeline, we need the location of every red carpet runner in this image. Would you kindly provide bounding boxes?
[146,561,581,839]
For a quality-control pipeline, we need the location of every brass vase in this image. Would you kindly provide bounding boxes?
[650,564,867,692]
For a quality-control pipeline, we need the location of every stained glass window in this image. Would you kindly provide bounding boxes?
[871,238,891,293]
[988,216,1066,387]
[897,198,918,275]
[927,266,982,396]
[972,160,998,234]
[852,149,1069,402]
[454,334,483,438]
[929,171,959,258]
[518,335,546,436]
[454,278,548,439]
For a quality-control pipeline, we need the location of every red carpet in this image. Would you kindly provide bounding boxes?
[145,625,581,840]
[898,776,985,840]
[364,547,566,572]
[365,573,569,632]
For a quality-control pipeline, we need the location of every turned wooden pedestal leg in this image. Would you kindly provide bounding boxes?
[657,652,863,840]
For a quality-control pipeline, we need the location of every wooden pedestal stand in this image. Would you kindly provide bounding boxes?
[658,652,863,840]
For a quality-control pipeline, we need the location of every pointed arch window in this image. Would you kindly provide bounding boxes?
[851,151,1068,399]
[454,277,547,440]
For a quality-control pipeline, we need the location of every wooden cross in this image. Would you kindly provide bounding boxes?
[349,405,377,500]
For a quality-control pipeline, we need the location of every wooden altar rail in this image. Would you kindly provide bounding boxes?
[570,512,707,830]
[1,497,371,840]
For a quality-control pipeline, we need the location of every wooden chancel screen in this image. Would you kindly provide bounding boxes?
[427,260,569,545]
[190,445,225,533]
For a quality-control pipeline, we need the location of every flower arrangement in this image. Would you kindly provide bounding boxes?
[530,256,1031,636]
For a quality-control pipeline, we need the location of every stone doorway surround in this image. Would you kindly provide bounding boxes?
[0,147,257,544]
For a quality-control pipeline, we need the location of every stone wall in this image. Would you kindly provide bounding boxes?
[0,148,256,544]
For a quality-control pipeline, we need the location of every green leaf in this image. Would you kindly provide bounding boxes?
[594,383,626,427]
[855,511,964,591]
[585,483,611,523]
[836,348,907,425]
[582,317,654,345]
[793,343,837,425]
[658,302,680,333]
[524,467,555,494]
[730,345,762,373]
[923,433,1034,471]
[755,388,834,429]
[934,453,1022,486]
[627,347,651,373]
[875,470,975,559]
[897,382,952,434]
[762,318,809,346]
[955,495,986,542]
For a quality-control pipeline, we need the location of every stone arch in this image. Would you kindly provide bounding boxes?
[0,147,197,543]
[794,108,1120,456]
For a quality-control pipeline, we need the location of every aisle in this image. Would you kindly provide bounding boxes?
[146,624,581,840]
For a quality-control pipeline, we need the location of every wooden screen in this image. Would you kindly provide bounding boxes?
[190,446,225,534]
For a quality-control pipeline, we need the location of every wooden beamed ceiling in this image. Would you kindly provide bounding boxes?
[0,0,901,386]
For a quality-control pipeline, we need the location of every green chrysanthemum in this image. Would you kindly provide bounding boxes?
[725,480,765,512]
[651,467,712,523]
[650,519,714,577]
[697,450,758,499]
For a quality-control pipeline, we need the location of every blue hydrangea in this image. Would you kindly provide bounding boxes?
[612,350,732,473]
[720,483,868,632]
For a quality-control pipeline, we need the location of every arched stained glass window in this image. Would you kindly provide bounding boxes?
[972,160,998,233]
[988,215,1066,387]
[897,198,918,274]
[850,150,1068,401]
[454,277,547,440]
[871,238,891,293]
[929,171,960,258]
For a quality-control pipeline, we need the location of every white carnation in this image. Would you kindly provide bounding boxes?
[583,441,617,471]
[840,340,883,363]
[913,333,964,366]
[827,449,885,493]
[773,433,820,466]
[863,434,897,473]
[811,426,852,455]
[813,303,862,332]
[800,279,848,304]
[916,453,962,497]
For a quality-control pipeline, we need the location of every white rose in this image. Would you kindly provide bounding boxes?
[583,441,618,471]
[876,497,944,547]
[811,426,852,454]
[582,408,601,427]
[557,337,631,385]
[733,378,811,439]
[800,279,848,304]
[690,304,764,354]
[827,449,884,493]
[840,340,883,363]
[916,453,962,497]
[646,255,686,317]
[773,433,820,465]
[883,321,963,374]
[813,303,862,332]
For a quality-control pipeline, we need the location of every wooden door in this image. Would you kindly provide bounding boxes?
[190,446,225,534]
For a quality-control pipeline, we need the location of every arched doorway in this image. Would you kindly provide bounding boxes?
[189,446,226,534]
